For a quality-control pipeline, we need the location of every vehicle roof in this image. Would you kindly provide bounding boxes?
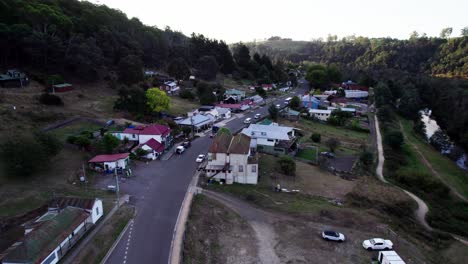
[372,238,385,243]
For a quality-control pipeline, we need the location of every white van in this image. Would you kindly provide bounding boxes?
[285,97,293,104]
[377,251,406,264]
[244,118,252,124]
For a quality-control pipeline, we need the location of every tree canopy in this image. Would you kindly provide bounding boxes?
[146,88,170,113]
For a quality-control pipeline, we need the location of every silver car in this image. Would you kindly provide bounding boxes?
[321,230,345,242]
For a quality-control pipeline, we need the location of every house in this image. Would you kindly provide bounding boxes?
[1,198,103,264]
[161,81,180,95]
[224,89,245,102]
[344,90,368,98]
[241,124,297,154]
[216,107,231,119]
[309,109,332,121]
[339,107,357,115]
[261,84,274,91]
[197,106,220,121]
[301,94,320,109]
[176,114,213,132]
[88,153,130,172]
[247,95,265,106]
[216,103,243,112]
[111,124,172,150]
[281,108,300,121]
[205,133,258,184]
[0,70,29,88]
[132,138,165,160]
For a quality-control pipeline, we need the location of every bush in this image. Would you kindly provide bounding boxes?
[325,138,340,152]
[278,156,296,176]
[179,89,195,100]
[98,134,120,154]
[75,136,91,149]
[360,151,373,166]
[39,93,64,106]
[310,133,321,143]
[36,132,62,156]
[384,130,404,150]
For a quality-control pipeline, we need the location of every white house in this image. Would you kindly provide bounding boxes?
[309,109,332,121]
[2,197,104,264]
[88,153,130,172]
[132,138,165,160]
[216,107,231,119]
[345,90,368,98]
[162,81,180,94]
[205,133,258,184]
[241,124,297,154]
[111,124,172,150]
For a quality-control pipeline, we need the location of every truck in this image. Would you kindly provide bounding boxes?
[211,125,220,138]
[377,251,406,264]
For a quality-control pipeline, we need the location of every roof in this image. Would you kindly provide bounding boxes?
[301,95,320,103]
[241,124,294,141]
[225,89,245,95]
[208,133,251,155]
[216,103,242,109]
[283,109,300,116]
[123,124,171,136]
[141,138,165,153]
[2,207,89,263]
[258,119,273,125]
[178,114,212,126]
[216,107,231,115]
[89,153,129,163]
[48,197,97,210]
[261,84,273,87]
[340,107,356,112]
[309,109,332,114]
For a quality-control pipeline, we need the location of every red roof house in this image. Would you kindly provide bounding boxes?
[132,138,165,160]
[88,153,130,171]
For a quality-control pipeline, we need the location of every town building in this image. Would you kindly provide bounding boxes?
[216,107,231,119]
[301,94,320,109]
[205,133,258,184]
[241,124,297,154]
[309,109,332,121]
[224,89,245,102]
[0,70,29,88]
[88,153,130,172]
[261,84,274,91]
[246,95,265,106]
[176,114,213,132]
[161,81,180,95]
[344,90,368,98]
[111,124,173,150]
[132,138,165,160]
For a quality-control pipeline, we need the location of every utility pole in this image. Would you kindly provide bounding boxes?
[115,168,120,209]
[82,163,87,193]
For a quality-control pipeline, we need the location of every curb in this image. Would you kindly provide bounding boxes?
[100,218,134,264]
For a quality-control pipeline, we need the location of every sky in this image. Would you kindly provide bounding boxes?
[90,0,468,43]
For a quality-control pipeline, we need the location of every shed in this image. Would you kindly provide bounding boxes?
[88,153,130,172]
[50,83,73,93]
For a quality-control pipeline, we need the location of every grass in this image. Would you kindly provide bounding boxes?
[288,118,370,142]
[72,205,134,264]
[168,96,200,116]
[400,118,468,199]
[296,148,317,162]
[49,120,103,142]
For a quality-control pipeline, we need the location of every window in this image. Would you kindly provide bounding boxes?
[251,165,256,173]
[42,252,57,264]
[267,139,274,142]
[96,207,100,216]
[238,165,243,172]
[132,134,136,138]
[261,132,267,136]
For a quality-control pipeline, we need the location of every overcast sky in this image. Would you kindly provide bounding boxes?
[90,0,468,43]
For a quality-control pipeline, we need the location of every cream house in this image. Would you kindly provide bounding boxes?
[205,133,258,184]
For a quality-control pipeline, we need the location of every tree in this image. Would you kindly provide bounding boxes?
[306,69,327,89]
[439,27,453,38]
[146,88,170,113]
[196,55,218,80]
[462,27,468,37]
[114,86,147,114]
[360,151,373,167]
[36,132,62,156]
[278,156,296,176]
[325,138,340,153]
[289,96,301,110]
[255,87,266,98]
[167,58,190,80]
[233,43,251,69]
[385,131,404,150]
[217,127,231,135]
[310,133,321,143]
[99,134,120,154]
[118,55,143,85]
[336,88,345,97]
[268,104,279,121]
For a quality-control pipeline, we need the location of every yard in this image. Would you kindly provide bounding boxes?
[48,119,104,142]
[168,96,200,116]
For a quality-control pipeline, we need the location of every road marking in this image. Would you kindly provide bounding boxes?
[123,221,134,264]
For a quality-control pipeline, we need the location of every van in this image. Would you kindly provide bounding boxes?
[175,146,185,154]
[285,97,293,104]
[377,251,406,264]
[244,118,252,124]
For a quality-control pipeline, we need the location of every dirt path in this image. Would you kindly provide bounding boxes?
[398,121,468,203]
[203,190,281,264]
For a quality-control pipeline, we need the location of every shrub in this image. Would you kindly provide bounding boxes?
[179,89,195,100]
[278,156,296,176]
[325,138,340,153]
[39,93,63,106]
[384,130,404,150]
[360,151,373,166]
[310,133,321,143]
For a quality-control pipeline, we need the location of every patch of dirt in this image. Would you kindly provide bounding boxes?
[183,194,259,264]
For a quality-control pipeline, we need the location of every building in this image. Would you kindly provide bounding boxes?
[309,109,332,121]
[49,83,73,93]
[345,90,369,98]
[216,107,231,119]
[246,95,265,106]
[88,153,130,172]
[216,103,249,113]
[241,124,297,154]
[205,133,258,184]
[261,84,274,91]
[111,124,172,150]
[224,89,245,102]
[197,106,220,121]
[132,138,165,160]
[281,108,300,121]
[161,81,180,95]
[1,198,103,264]
[301,94,320,109]
[278,87,290,92]
[0,70,29,88]
[339,107,357,115]
[176,114,213,132]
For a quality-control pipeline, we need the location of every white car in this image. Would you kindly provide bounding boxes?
[321,230,345,242]
[362,238,393,250]
[175,146,185,154]
[275,104,281,109]
[254,113,261,119]
[195,154,205,163]
[244,118,252,124]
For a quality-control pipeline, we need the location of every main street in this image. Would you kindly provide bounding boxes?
[105,81,308,264]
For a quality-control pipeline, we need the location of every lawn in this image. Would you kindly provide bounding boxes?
[49,120,103,142]
[400,118,468,199]
[296,148,317,162]
[168,96,200,116]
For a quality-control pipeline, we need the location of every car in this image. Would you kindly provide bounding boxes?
[362,238,393,250]
[182,141,191,148]
[254,113,261,119]
[320,152,335,158]
[275,104,281,109]
[321,230,345,242]
[175,146,185,154]
[195,154,206,163]
[244,118,252,124]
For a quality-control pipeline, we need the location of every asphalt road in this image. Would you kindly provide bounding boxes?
[105,81,309,264]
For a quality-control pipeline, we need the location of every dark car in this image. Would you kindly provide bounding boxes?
[182,141,191,148]
[320,152,335,158]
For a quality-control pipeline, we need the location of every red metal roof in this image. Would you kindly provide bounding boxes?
[88,153,129,163]
[142,138,165,153]
[123,124,170,136]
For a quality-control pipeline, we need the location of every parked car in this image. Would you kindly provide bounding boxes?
[175,146,185,154]
[244,118,252,124]
[254,113,261,119]
[195,154,206,163]
[321,230,345,242]
[275,104,281,109]
[320,152,335,158]
[362,238,393,250]
[182,141,191,148]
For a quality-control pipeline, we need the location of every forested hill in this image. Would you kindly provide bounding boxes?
[0,0,288,85]
[247,35,468,79]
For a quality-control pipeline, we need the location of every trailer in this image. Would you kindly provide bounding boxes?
[378,251,406,264]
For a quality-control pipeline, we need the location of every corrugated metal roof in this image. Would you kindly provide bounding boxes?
[88,153,129,163]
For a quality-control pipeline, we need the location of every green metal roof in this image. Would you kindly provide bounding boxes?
[225,89,244,95]
[258,119,273,125]
[2,207,89,263]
